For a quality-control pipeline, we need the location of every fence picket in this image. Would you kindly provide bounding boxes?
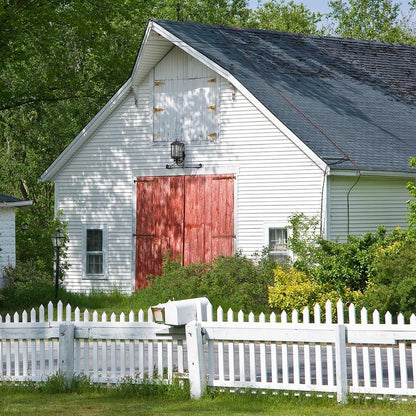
[57,302,62,322]
[248,312,256,383]
[303,307,311,386]
[48,302,53,322]
[384,312,395,389]
[398,314,407,389]
[349,304,359,388]
[325,301,334,387]
[22,311,28,377]
[281,311,289,386]
[292,310,300,386]
[217,307,225,382]
[228,309,235,383]
[238,310,245,383]
[373,310,383,389]
[314,304,323,387]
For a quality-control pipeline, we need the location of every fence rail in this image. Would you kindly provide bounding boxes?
[2,299,416,402]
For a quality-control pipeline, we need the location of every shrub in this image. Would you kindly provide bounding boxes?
[363,229,416,318]
[0,260,55,310]
[288,213,389,295]
[268,265,363,313]
[144,251,277,313]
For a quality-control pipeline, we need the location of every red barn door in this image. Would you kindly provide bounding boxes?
[135,174,234,289]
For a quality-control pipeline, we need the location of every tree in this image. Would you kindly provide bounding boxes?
[0,0,255,272]
[327,0,416,44]
[249,0,322,34]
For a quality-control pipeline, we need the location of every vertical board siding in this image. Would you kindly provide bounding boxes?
[328,175,410,241]
[55,49,325,293]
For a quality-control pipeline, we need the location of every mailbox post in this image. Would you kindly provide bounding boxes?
[151,297,211,399]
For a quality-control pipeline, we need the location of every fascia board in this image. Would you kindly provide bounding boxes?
[131,21,157,83]
[0,201,33,208]
[40,79,132,182]
[150,22,328,173]
[328,169,416,178]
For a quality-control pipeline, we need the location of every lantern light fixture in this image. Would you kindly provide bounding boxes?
[166,140,202,169]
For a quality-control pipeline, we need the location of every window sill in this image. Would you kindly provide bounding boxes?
[82,274,108,280]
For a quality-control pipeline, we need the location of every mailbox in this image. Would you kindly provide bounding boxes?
[151,297,211,325]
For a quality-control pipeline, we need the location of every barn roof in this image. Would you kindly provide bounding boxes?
[153,19,416,174]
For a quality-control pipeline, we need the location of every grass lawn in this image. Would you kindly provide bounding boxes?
[2,389,416,416]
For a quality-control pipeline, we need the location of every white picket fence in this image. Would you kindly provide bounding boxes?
[0,302,187,384]
[2,299,416,402]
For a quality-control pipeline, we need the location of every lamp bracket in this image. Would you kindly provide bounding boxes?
[166,163,202,169]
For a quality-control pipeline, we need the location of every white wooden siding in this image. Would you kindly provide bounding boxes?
[327,175,410,241]
[55,52,326,293]
[0,208,16,280]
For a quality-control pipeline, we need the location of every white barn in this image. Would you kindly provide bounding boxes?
[41,20,416,293]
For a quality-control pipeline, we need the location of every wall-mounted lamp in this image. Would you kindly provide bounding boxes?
[51,228,65,301]
[166,140,202,169]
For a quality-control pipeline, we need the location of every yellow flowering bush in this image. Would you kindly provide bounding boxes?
[268,265,364,313]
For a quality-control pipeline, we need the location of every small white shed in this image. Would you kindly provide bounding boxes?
[0,193,32,285]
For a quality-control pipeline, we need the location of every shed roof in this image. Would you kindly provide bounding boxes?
[0,193,32,208]
[153,19,416,173]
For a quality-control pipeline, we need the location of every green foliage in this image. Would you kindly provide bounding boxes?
[327,0,416,44]
[363,229,416,318]
[288,213,388,293]
[249,0,322,34]
[0,260,55,309]
[268,265,364,313]
[312,230,386,292]
[287,213,320,271]
[407,157,416,227]
[144,251,277,313]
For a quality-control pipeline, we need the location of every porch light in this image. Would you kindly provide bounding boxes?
[51,228,65,301]
[170,140,185,167]
[166,140,202,169]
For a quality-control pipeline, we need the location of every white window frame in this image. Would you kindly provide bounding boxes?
[263,223,291,262]
[82,224,108,280]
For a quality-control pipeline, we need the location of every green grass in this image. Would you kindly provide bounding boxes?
[1,384,416,416]
[0,286,161,317]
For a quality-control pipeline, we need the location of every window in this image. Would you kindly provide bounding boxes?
[85,228,105,276]
[268,227,289,262]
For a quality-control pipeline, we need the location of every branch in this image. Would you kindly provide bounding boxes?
[0,93,109,112]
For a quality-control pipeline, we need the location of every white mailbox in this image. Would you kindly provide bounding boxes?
[151,297,211,326]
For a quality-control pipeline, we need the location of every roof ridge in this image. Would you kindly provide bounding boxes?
[151,18,416,49]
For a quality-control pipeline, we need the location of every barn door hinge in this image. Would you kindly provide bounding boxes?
[133,234,155,237]
[134,178,156,183]
[213,235,236,239]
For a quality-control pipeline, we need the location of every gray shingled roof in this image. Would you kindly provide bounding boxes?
[0,193,22,203]
[154,19,416,173]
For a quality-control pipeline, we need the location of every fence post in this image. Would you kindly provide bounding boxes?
[185,320,206,399]
[335,324,348,403]
[59,322,75,386]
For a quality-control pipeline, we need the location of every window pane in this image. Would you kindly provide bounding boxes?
[87,254,103,275]
[269,228,287,251]
[87,229,102,252]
